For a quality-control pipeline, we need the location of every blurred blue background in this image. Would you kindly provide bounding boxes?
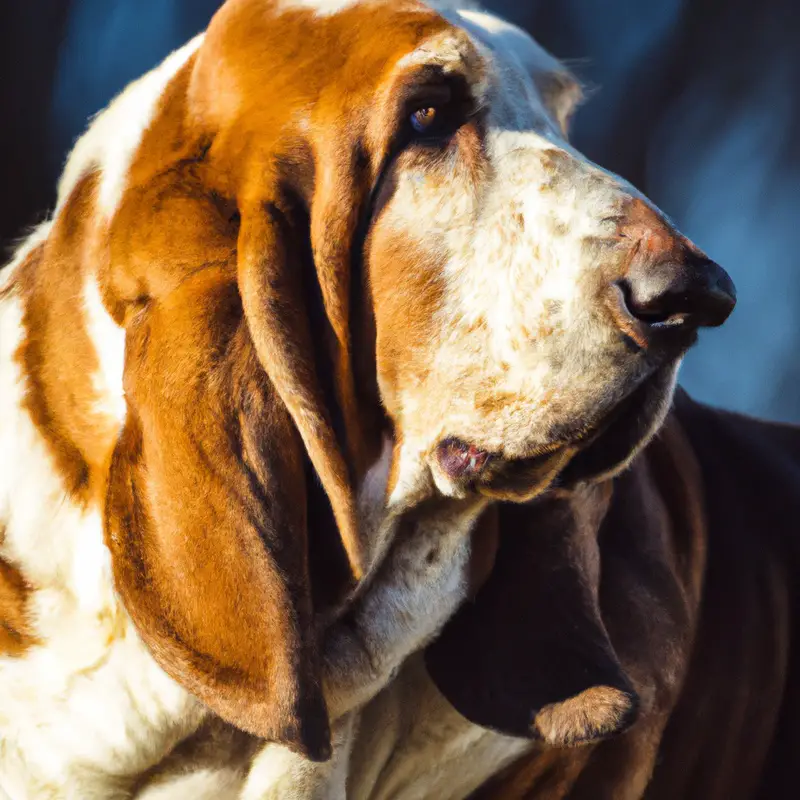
[1,0,798,422]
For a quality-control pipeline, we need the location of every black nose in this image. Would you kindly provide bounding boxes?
[611,198,736,344]
[621,251,736,331]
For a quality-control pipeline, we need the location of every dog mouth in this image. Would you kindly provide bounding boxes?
[435,366,674,498]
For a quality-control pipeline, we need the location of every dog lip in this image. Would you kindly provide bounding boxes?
[572,386,643,448]
[434,372,662,494]
[557,369,667,487]
[436,437,493,480]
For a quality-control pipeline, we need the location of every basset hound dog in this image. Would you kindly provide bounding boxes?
[0,0,795,797]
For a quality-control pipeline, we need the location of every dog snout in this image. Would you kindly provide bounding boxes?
[608,200,736,347]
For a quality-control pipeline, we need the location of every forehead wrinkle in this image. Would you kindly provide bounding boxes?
[395,27,475,69]
[394,27,491,105]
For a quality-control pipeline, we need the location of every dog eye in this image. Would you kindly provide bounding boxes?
[410,106,438,134]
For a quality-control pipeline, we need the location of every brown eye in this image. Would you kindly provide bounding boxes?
[410,106,438,133]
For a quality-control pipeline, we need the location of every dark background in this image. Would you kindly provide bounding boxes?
[2,0,799,423]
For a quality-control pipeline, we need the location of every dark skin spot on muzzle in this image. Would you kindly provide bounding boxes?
[436,437,492,479]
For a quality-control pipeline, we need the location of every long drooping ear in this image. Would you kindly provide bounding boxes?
[106,267,331,760]
[237,140,374,581]
[425,485,639,746]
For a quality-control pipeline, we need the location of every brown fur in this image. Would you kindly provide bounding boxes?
[533,686,637,747]
[104,267,333,757]
[0,544,36,656]
[368,229,447,409]
[12,175,119,506]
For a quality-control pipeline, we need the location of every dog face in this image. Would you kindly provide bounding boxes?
[187,0,733,525]
[362,6,735,507]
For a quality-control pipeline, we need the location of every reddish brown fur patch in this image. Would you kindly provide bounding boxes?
[105,266,331,758]
[105,54,238,321]
[368,228,446,412]
[619,199,680,259]
[13,174,120,505]
[366,126,488,421]
[187,0,453,198]
[617,197,710,276]
[474,389,524,415]
[0,536,36,656]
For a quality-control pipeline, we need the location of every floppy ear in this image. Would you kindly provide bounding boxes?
[533,68,584,138]
[106,267,331,760]
[106,131,378,757]
[238,200,365,580]
[425,485,639,746]
[237,139,374,582]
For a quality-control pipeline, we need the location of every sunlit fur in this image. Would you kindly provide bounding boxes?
[0,40,206,800]
[0,1,682,797]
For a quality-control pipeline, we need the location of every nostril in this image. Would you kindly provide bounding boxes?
[617,280,689,327]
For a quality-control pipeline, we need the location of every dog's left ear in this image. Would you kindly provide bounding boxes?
[426,486,639,746]
[534,68,584,137]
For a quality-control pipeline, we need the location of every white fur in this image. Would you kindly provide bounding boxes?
[279,0,360,15]
[83,278,126,426]
[0,292,202,798]
[138,769,243,800]
[242,716,355,799]
[0,36,208,798]
[57,35,203,219]
[324,494,487,721]
[347,656,531,800]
